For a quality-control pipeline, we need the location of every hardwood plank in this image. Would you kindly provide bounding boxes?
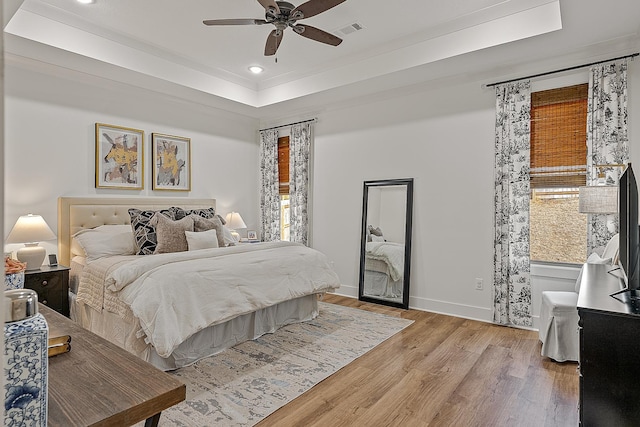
[257,294,579,427]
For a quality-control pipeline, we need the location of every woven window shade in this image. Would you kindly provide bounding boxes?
[278,136,290,195]
[530,84,588,189]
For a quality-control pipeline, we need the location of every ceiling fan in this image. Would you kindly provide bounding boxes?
[203,0,346,56]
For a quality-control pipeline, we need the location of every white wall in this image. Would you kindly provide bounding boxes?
[3,59,260,258]
[312,63,640,323]
[312,79,496,321]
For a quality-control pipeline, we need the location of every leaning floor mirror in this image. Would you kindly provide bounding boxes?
[358,178,413,309]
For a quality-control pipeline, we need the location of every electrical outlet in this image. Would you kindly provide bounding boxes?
[475,278,483,290]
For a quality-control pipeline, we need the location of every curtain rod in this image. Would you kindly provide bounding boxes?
[484,53,639,88]
[259,118,317,132]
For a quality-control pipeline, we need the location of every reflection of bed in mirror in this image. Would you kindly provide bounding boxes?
[363,240,404,302]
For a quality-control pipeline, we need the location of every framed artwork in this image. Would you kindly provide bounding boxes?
[152,133,191,191]
[95,123,144,189]
[247,230,258,240]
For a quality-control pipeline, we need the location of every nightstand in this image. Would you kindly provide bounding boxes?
[24,265,70,317]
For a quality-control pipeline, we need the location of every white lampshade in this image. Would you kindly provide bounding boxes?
[6,214,57,270]
[578,186,618,214]
[225,212,247,230]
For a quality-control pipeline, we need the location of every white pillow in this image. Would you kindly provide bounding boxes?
[371,235,385,242]
[72,227,136,262]
[221,225,238,246]
[185,229,220,251]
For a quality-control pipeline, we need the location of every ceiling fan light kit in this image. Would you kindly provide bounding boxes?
[204,0,346,56]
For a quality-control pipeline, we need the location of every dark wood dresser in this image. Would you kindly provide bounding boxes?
[577,263,640,426]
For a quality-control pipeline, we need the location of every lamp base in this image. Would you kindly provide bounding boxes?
[16,244,46,270]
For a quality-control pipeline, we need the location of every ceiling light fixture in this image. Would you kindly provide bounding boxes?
[76,0,95,4]
[248,66,264,74]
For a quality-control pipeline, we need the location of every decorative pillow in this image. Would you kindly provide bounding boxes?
[150,212,194,254]
[174,207,216,220]
[72,227,136,262]
[192,215,226,248]
[185,229,219,251]
[371,235,385,242]
[368,225,383,236]
[128,207,179,255]
[221,225,238,246]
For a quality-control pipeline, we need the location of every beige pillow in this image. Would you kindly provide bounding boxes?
[150,212,194,254]
[185,229,219,251]
[191,215,226,248]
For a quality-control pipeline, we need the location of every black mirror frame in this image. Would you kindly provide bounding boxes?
[358,178,413,309]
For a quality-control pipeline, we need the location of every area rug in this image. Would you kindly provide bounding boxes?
[150,302,413,426]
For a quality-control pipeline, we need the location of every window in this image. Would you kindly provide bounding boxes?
[278,136,290,241]
[529,84,588,264]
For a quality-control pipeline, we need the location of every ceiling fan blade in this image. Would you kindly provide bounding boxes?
[265,29,284,56]
[203,19,268,26]
[291,0,346,19]
[292,24,342,46]
[257,0,280,15]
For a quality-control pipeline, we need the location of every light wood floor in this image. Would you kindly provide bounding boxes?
[257,294,579,427]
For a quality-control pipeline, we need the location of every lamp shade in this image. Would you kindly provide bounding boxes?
[578,186,618,214]
[225,212,247,230]
[5,214,56,270]
[6,214,56,244]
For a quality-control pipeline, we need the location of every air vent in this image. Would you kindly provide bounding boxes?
[335,22,365,37]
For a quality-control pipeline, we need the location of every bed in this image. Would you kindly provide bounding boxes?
[363,241,404,299]
[58,197,340,371]
[361,224,404,300]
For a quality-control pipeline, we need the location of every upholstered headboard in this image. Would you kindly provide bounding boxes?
[57,197,216,266]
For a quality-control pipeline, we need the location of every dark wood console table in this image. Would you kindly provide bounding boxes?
[41,304,186,426]
[577,263,640,426]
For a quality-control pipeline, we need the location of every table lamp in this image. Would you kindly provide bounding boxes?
[5,214,57,270]
[224,212,247,241]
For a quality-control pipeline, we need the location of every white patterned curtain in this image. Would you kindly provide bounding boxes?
[586,60,629,255]
[259,129,281,241]
[493,81,532,327]
[289,122,312,246]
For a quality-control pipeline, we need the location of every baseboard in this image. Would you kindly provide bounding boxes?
[330,286,493,324]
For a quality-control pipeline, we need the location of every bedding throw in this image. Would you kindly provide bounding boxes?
[365,241,405,281]
[96,241,340,358]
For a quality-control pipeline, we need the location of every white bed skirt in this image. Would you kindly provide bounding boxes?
[72,293,319,371]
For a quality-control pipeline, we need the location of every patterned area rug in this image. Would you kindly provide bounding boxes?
[151,301,413,426]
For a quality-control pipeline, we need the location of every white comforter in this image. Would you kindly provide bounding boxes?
[79,241,340,358]
[366,241,405,281]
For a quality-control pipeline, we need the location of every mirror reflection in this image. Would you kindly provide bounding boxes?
[359,178,413,309]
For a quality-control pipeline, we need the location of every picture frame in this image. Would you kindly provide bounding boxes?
[95,123,144,189]
[247,230,258,241]
[151,133,191,191]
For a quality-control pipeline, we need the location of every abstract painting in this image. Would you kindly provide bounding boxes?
[95,123,144,189]
[152,133,191,191]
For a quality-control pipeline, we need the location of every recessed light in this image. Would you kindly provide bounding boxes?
[77,0,95,4]
[248,66,264,74]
